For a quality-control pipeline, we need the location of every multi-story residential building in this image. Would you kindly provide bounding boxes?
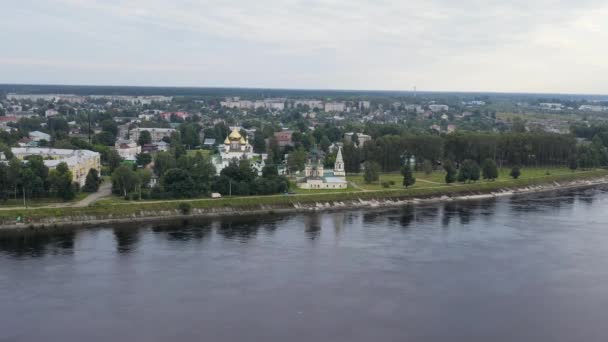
[579,105,608,112]
[264,99,286,111]
[11,148,101,187]
[429,104,449,112]
[294,100,324,110]
[325,102,346,112]
[129,127,176,143]
[359,101,371,110]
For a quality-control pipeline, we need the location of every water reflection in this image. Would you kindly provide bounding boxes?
[113,227,140,254]
[0,229,75,258]
[152,222,212,242]
[217,219,261,241]
[304,214,322,240]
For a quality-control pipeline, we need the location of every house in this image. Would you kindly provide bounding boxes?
[203,138,217,148]
[160,111,190,121]
[29,131,51,142]
[447,124,457,133]
[274,131,294,148]
[344,132,372,146]
[115,139,141,161]
[155,141,170,152]
[18,137,36,147]
[45,109,60,118]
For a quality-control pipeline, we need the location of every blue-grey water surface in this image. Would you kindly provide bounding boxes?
[2,187,608,341]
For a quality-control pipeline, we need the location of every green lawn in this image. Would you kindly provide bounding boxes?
[0,192,88,208]
[348,167,582,191]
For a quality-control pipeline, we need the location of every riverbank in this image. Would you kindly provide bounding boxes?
[1,169,607,230]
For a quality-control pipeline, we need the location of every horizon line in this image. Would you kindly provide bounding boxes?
[1,82,607,98]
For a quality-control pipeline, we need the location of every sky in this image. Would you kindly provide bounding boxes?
[1,0,607,94]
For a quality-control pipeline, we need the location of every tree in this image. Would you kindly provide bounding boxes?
[401,163,416,188]
[137,130,152,146]
[83,168,100,192]
[106,149,123,172]
[189,153,216,194]
[93,131,115,146]
[363,161,381,184]
[252,131,266,153]
[568,156,578,171]
[262,164,278,178]
[444,160,457,184]
[481,158,498,180]
[101,119,119,137]
[136,153,152,167]
[320,135,331,153]
[421,160,433,175]
[111,165,138,197]
[457,159,480,183]
[511,117,527,133]
[351,133,360,146]
[510,166,521,179]
[162,168,195,198]
[49,162,75,200]
[135,168,152,200]
[287,148,307,174]
[153,151,176,176]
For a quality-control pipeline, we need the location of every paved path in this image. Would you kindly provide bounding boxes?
[72,182,113,207]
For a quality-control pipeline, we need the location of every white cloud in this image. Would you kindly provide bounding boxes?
[1,0,607,93]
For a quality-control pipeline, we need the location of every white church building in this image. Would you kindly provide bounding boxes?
[296,146,347,190]
[212,128,265,175]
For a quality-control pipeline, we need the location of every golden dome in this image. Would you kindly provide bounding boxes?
[239,137,246,145]
[224,137,230,145]
[228,128,242,140]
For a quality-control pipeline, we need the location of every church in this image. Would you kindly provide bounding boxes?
[212,128,265,174]
[296,146,347,190]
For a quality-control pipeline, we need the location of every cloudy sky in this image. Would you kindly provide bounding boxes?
[2,0,607,93]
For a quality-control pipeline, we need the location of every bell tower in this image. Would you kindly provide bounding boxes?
[334,146,345,177]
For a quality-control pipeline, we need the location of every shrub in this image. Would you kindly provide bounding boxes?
[381,181,391,188]
[510,167,521,179]
[178,202,192,215]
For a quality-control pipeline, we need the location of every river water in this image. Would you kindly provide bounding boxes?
[2,188,608,341]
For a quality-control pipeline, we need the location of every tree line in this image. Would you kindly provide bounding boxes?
[341,132,578,173]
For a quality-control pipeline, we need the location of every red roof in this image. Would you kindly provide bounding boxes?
[160,111,190,120]
[0,116,18,123]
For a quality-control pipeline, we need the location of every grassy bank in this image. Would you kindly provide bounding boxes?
[1,168,607,226]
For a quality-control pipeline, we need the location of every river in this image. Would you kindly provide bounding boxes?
[2,187,608,341]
